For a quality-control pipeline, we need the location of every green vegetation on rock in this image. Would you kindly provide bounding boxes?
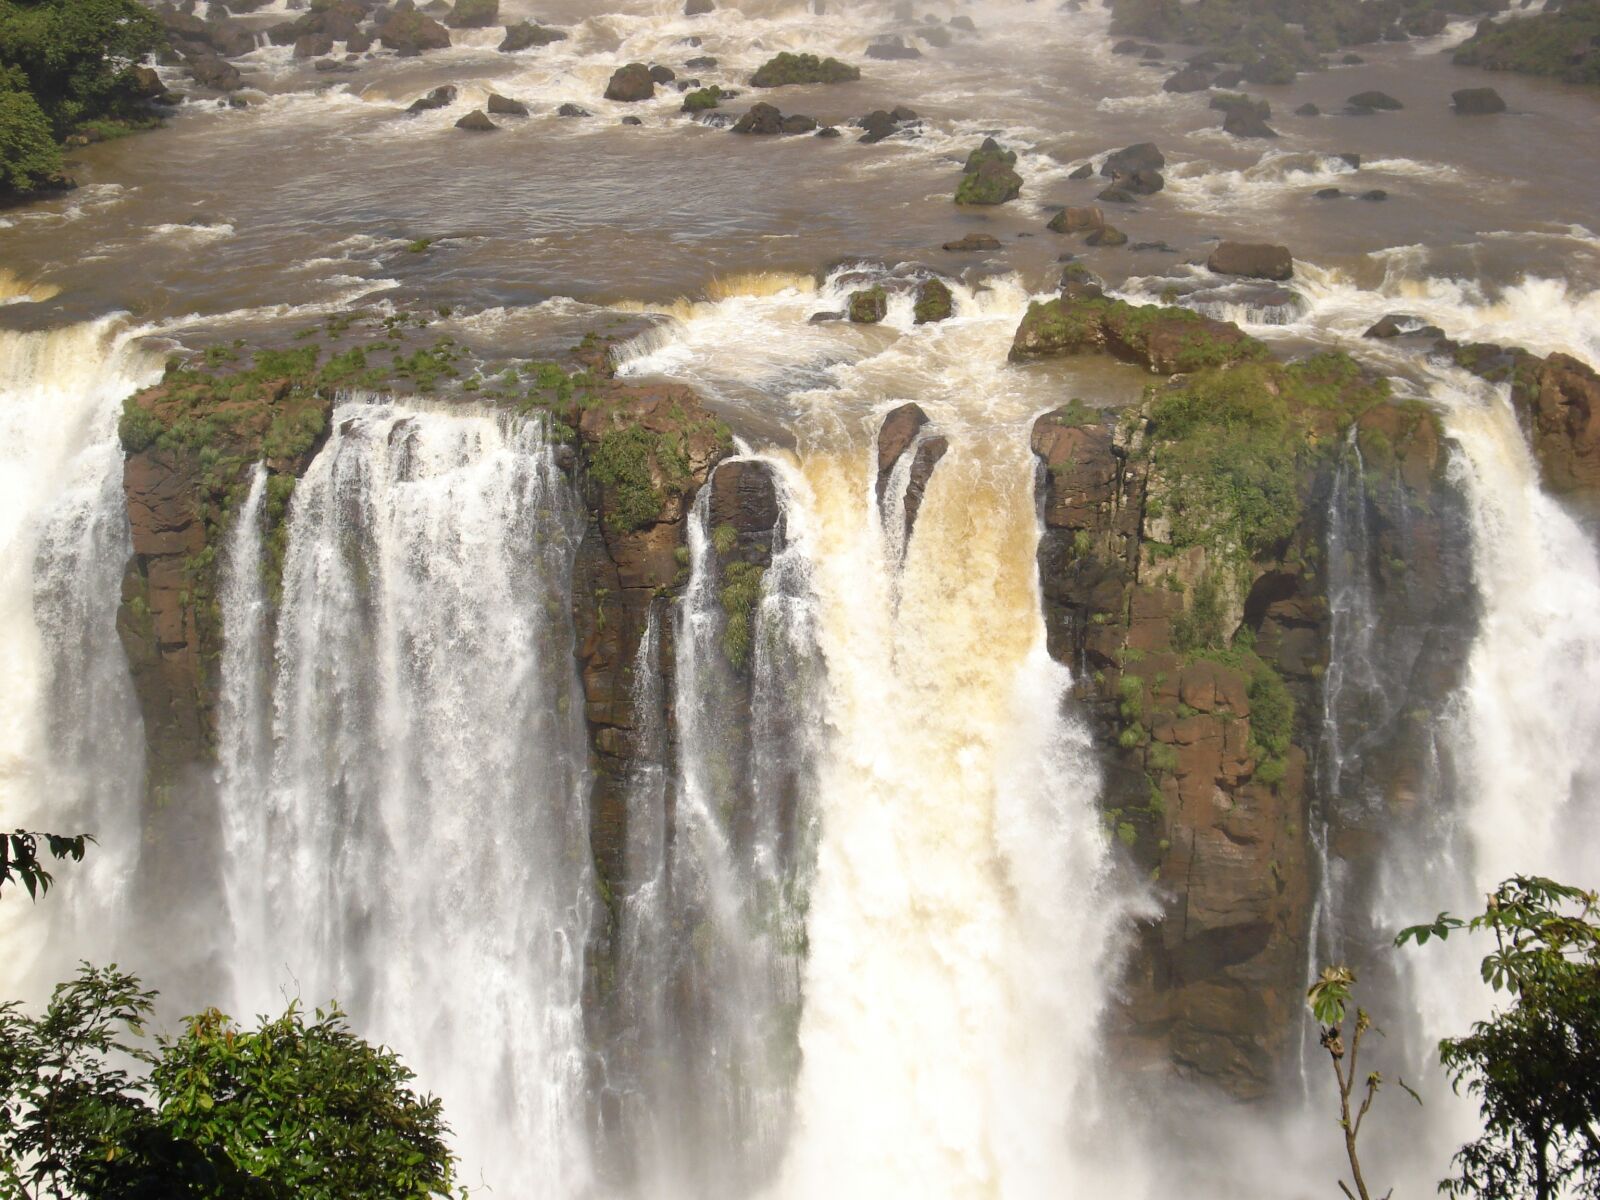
[749,51,859,87]
[848,284,888,324]
[589,423,691,532]
[682,84,724,112]
[1453,3,1600,86]
[720,559,765,670]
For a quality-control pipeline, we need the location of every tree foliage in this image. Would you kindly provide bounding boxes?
[0,965,460,1200]
[0,831,90,901]
[0,0,163,192]
[1398,876,1600,1200]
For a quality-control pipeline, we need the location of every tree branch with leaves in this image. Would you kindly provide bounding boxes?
[1307,964,1421,1200]
[1,830,91,901]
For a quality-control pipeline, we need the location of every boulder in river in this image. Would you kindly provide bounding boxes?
[848,286,888,323]
[750,52,860,87]
[184,52,242,92]
[1223,108,1278,138]
[1163,65,1214,92]
[376,11,452,55]
[956,138,1023,205]
[605,63,655,102]
[1452,86,1506,114]
[1100,142,1164,177]
[1295,102,1320,116]
[1068,162,1093,180]
[557,102,591,117]
[486,92,528,116]
[1085,224,1128,247]
[499,21,567,51]
[407,84,457,112]
[1348,89,1404,111]
[867,35,922,59]
[914,278,954,324]
[455,109,498,131]
[685,0,714,13]
[1207,241,1294,280]
[942,232,1002,251]
[446,0,497,28]
[1048,205,1104,233]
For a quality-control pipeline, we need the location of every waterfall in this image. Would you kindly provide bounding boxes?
[609,462,823,1198]
[0,320,160,991]
[216,399,593,1196]
[773,426,1135,1198]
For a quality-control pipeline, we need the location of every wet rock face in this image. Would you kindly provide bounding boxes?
[1028,352,1472,1097]
[874,403,946,543]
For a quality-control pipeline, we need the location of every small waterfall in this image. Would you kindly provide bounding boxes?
[217,399,594,1196]
[610,463,823,1198]
[0,320,161,990]
[216,464,270,960]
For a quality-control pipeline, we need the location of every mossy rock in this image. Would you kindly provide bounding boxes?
[1010,296,1267,373]
[962,136,1017,174]
[913,278,953,325]
[750,52,861,87]
[849,285,888,324]
[956,159,1022,205]
[681,85,724,112]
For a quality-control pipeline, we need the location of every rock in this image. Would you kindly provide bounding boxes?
[913,278,954,324]
[314,58,358,72]
[557,102,591,117]
[446,0,497,28]
[732,102,784,133]
[1096,186,1137,204]
[128,65,168,101]
[1337,152,1361,169]
[648,64,676,84]
[1313,187,1342,199]
[1086,225,1128,247]
[376,11,452,54]
[1207,241,1294,281]
[486,92,528,116]
[848,285,888,324]
[750,52,860,87]
[1131,240,1177,252]
[685,0,714,12]
[942,233,1002,251]
[1224,108,1278,138]
[1100,142,1164,177]
[605,63,655,102]
[1115,167,1164,194]
[1163,65,1214,92]
[781,113,818,133]
[1342,52,1364,64]
[682,85,724,112]
[184,52,242,91]
[1348,89,1403,110]
[1512,354,1600,502]
[1112,38,1144,54]
[621,115,642,125]
[1360,188,1388,201]
[963,136,1016,174]
[407,85,457,112]
[499,21,567,51]
[1068,162,1093,180]
[919,25,952,47]
[455,109,497,131]
[1452,86,1506,113]
[816,125,841,137]
[686,56,717,69]
[877,402,929,494]
[950,14,976,31]
[1364,313,1426,337]
[1295,102,1320,116]
[1059,262,1104,300]
[857,109,901,143]
[1210,92,1270,119]
[1212,69,1244,88]
[867,35,922,59]
[808,310,844,322]
[1009,295,1264,372]
[957,158,1023,204]
[1048,205,1104,233]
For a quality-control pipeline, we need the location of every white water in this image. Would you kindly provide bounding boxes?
[217,400,594,1197]
[0,320,161,989]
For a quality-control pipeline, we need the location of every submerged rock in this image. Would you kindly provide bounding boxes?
[941,232,1002,251]
[1348,89,1404,111]
[407,84,457,112]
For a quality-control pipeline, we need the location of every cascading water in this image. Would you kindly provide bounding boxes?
[605,461,823,1198]
[216,399,594,1196]
[0,320,161,991]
